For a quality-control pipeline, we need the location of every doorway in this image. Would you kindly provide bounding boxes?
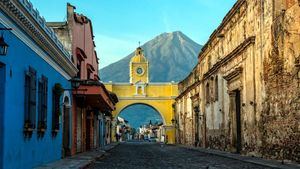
[86,111,92,150]
[235,90,242,153]
[62,97,70,158]
[99,118,104,149]
[194,106,200,147]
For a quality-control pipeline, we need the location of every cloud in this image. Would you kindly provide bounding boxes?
[94,34,137,68]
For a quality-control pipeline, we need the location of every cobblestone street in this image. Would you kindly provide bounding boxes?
[88,142,272,169]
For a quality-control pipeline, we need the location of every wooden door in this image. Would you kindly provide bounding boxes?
[63,105,70,157]
[235,90,242,153]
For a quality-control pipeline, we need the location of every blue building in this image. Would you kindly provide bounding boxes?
[0,0,77,169]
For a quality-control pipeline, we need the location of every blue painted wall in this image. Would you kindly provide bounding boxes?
[0,14,72,169]
[0,64,5,169]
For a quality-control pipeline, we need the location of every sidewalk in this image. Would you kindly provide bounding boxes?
[35,143,119,169]
[178,144,300,169]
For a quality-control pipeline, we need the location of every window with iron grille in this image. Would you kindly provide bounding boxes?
[206,82,210,104]
[38,75,48,136]
[215,76,219,101]
[52,83,63,136]
[24,67,37,137]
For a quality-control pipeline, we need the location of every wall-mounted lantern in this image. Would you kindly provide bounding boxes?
[71,77,81,89]
[0,28,12,56]
[0,36,8,56]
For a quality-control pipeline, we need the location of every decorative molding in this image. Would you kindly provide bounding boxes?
[177,35,254,102]
[177,37,254,100]
[225,67,243,92]
[0,13,72,79]
[203,36,255,80]
[223,67,243,81]
[190,93,199,100]
[176,81,200,100]
[0,0,77,77]
[17,0,71,59]
[198,0,247,60]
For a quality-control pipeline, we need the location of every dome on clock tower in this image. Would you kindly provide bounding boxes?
[130,47,147,63]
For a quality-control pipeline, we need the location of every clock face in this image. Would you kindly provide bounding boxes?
[136,67,144,75]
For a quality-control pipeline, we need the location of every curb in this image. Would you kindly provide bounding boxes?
[83,143,120,169]
[177,145,300,169]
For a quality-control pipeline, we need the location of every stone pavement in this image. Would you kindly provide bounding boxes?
[89,142,296,169]
[178,144,300,169]
[35,143,119,169]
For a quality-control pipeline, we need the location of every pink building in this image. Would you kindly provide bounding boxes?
[48,3,118,157]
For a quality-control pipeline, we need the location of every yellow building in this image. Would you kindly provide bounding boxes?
[104,47,178,144]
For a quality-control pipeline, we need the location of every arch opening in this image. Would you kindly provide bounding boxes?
[116,103,165,141]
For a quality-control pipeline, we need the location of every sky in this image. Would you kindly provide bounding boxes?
[30,0,236,68]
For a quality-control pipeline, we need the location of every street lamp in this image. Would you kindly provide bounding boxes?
[0,28,12,56]
[71,77,81,90]
[0,36,8,56]
[64,78,86,91]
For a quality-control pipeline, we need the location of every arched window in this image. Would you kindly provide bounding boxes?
[215,76,218,101]
[206,82,210,104]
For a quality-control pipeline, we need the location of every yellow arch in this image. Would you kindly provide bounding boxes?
[105,82,178,144]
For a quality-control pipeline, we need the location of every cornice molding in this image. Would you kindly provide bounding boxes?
[203,36,255,80]
[223,67,243,81]
[176,81,200,100]
[198,0,247,60]
[176,36,255,101]
[0,0,77,77]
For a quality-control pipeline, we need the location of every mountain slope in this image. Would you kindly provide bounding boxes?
[100,31,202,82]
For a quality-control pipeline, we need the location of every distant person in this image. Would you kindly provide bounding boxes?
[115,133,119,142]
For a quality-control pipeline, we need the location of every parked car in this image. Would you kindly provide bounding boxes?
[148,137,157,142]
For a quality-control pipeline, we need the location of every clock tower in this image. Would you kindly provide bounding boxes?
[129,47,149,84]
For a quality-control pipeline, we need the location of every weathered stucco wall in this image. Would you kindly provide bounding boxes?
[176,0,300,162]
[261,0,300,162]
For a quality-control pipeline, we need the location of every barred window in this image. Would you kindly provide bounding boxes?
[215,76,219,101]
[38,75,48,135]
[24,67,37,132]
[206,82,210,104]
[208,55,212,70]
[52,83,63,136]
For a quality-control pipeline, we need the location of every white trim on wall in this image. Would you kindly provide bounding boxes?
[0,13,72,80]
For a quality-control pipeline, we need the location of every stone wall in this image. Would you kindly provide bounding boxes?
[176,65,201,146]
[260,0,300,162]
[176,0,300,163]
